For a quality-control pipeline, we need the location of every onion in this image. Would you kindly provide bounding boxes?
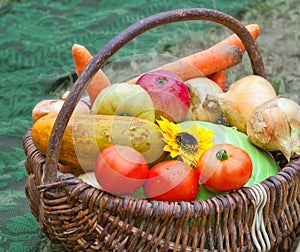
[218,75,277,133]
[247,97,300,161]
[32,91,91,122]
[185,77,223,123]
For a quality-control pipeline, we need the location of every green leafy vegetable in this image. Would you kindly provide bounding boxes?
[180,121,280,200]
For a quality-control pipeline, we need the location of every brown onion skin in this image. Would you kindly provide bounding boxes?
[218,75,277,133]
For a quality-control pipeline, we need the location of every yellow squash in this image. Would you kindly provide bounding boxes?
[32,114,166,172]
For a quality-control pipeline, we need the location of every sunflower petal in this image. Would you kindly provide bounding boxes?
[157,117,214,167]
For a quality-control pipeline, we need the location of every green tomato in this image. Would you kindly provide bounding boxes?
[91,83,155,122]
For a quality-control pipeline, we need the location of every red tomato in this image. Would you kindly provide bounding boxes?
[94,145,149,195]
[143,160,198,202]
[196,143,252,193]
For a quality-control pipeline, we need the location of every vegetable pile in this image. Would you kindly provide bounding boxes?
[31,23,300,202]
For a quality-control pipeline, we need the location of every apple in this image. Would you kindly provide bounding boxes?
[136,70,191,122]
[91,83,155,122]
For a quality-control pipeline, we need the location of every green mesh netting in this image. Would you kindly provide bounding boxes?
[0,0,258,250]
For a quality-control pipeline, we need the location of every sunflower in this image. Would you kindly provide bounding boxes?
[157,117,214,167]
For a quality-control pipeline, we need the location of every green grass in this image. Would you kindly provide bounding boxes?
[1,0,298,103]
[0,0,22,7]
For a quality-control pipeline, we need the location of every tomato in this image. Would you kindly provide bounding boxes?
[143,160,198,202]
[196,143,252,193]
[94,145,149,195]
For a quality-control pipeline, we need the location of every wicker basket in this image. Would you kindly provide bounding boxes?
[23,8,300,251]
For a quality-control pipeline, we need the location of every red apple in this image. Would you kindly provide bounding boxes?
[136,70,191,122]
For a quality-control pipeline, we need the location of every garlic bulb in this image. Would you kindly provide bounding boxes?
[32,91,91,122]
[276,98,300,125]
[247,97,300,161]
[218,75,277,133]
[185,77,223,123]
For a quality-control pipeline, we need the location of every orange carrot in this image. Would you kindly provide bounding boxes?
[213,24,260,52]
[129,45,243,83]
[72,44,111,105]
[208,70,227,91]
[129,24,260,85]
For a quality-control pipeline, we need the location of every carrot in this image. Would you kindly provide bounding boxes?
[72,44,111,105]
[129,45,243,83]
[128,24,260,85]
[208,70,227,91]
[213,24,260,52]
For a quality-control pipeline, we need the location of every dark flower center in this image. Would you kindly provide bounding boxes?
[175,132,198,154]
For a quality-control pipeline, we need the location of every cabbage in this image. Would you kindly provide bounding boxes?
[180,121,280,200]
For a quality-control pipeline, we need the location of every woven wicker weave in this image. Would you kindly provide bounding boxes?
[23,8,300,251]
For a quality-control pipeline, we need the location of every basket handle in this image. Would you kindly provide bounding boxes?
[43,8,265,184]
